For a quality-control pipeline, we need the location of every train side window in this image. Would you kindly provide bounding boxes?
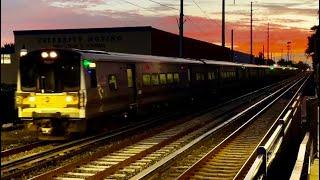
[89,69,97,88]
[167,73,173,84]
[222,72,227,79]
[143,74,151,86]
[173,73,180,83]
[151,74,159,85]
[159,73,167,84]
[209,72,215,80]
[196,73,205,81]
[187,69,191,82]
[196,73,201,80]
[108,74,118,91]
[127,69,133,88]
[208,72,212,80]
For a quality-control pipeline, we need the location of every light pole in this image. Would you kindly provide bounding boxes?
[286,41,291,62]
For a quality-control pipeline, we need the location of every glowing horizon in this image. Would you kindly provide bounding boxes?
[1,0,318,63]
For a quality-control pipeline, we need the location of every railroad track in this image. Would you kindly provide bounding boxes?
[1,74,304,179]
[24,76,306,179]
[0,109,184,179]
[1,142,47,157]
[132,74,309,180]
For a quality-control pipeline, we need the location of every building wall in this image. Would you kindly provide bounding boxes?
[151,29,231,61]
[14,28,151,55]
[233,51,252,63]
[1,54,17,85]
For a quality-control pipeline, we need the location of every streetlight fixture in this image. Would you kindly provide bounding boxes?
[20,44,28,57]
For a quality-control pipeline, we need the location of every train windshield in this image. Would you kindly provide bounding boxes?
[20,50,80,92]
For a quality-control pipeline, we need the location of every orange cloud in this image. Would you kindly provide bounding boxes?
[1,0,314,63]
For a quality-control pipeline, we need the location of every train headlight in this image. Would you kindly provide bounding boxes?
[66,96,73,102]
[49,51,57,58]
[16,96,22,104]
[41,52,49,58]
[28,96,36,102]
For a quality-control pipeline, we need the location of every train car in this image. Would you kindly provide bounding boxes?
[15,48,297,139]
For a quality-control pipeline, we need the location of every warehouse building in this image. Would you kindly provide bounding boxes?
[2,26,251,85]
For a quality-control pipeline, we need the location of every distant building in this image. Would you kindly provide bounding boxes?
[1,44,16,85]
[2,26,251,85]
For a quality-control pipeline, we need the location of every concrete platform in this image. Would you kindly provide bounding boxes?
[310,158,319,180]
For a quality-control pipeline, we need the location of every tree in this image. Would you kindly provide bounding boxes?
[265,59,275,65]
[292,61,310,71]
[277,59,293,67]
[305,25,319,67]
[255,52,265,65]
[1,43,15,54]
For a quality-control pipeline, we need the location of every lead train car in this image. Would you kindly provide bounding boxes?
[16,49,295,139]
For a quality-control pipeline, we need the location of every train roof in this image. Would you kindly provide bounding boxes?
[40,48,296,70]
[76,49,203,64]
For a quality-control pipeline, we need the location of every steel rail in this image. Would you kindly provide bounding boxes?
[240,74,310,180]
[1,142,47,157]
[31,78,294,180]
[130,75,305,180]
[175,75,306,180]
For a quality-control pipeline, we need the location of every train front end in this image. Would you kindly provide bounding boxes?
[16,49,86,140]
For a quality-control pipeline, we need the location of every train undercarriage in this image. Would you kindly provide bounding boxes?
[25,118,87,140]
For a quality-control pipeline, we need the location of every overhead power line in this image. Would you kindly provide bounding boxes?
[147,0,178,10]
[121,0,153,12]
[120,0,209,43]
[191,0,213,21]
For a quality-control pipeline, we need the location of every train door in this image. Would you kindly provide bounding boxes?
[126,64,138,110]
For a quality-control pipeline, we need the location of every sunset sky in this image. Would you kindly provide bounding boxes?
[1,0,318,63]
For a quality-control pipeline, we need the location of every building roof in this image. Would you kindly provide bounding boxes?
[13,26,153,35]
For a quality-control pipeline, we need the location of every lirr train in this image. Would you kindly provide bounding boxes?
[15,48,297,139]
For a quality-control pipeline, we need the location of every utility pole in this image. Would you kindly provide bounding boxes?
[222,0,225,47]
[267,23,270,60]
[250,1,253,63]
[262,45,265,60]
[231,29,234,61]
[179,0,184,58]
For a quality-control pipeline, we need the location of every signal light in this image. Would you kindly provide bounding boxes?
[269,66,274,70]
[89,63,96,68]
[83,59,92,68]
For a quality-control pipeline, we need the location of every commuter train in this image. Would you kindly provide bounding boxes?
[15,48,297,139]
